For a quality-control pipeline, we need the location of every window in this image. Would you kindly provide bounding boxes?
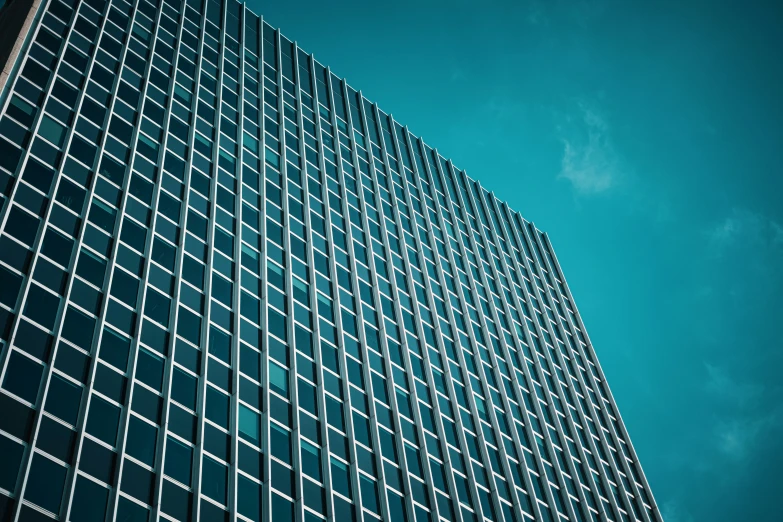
[61,306,96,350]
[99,327,131,371]
[360,476,379,514]
[87,396,121,445]
[127,415,158,466]
[37,416,76,464]
[239,404,260,444]
[272,493,293,522]
[301,440,321,481]
[206,386,230,427]
[39,115,67,147]
[238,475,261,521]
[177,306,201,345]
[2,351,44,403]
[0,434,25,491]
[24,284,60,329]
[76,249,107,287]
[272,460,293,497]
[24,453,68,513]
[79,438,116,484]
[270,423,291,465]
[330,458,352,498]
[161,479,192,521]
[201,455,227,504]
[121,459,155,505]
[269,362,288,398]
[117,496,150,521]
[41,227,74,266]
[0,266,23,308]
[44,374,82,424]
[171,367,197,409]
[302,479,325,513]
[34,258,67,296]
[131,384,162,424]
[136,347,164,391]
[238,441,263,480]
[165,436,193,486]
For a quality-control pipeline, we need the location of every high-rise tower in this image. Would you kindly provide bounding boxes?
[0,0,660,521]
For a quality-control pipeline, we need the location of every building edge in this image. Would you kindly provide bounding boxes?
[0,0,44,104]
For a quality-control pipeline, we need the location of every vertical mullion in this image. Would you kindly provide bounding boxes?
[310,58,373,522]
[256,15,272,522]
[195,0,229,518]
[228,4,246,521]
[160,0,214,518]
[390,124,481,522]
[296,49,330,522]
[278,30,304,522]
[319,68,365,522]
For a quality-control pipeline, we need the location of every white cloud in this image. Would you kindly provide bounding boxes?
[707,208,783,253]
[702,362,783,465]
[714,411,783,461]
[557,102,621,195]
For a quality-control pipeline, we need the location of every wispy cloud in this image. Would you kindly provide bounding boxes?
[557,101,621,195]
[714,410,783,461]
[702,362,783,464]
[449,67,467,83]
[704,363,763,407]
[524,0,609,28]
[524,0,547,26]
[773,221,783,246]
[707,208,783,254]
[661,500,696,522]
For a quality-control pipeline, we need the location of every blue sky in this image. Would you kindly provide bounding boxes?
[248,0,783,520]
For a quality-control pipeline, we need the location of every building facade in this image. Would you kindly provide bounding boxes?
[0,0,661,521]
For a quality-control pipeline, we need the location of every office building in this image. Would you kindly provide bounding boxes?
[0,0,661,521]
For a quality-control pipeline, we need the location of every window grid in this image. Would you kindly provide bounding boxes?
[0,1,661,522]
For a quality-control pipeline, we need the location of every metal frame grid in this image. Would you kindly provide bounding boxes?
[0,0,662,521]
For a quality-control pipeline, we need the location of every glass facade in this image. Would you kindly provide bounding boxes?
[0,0,660,521]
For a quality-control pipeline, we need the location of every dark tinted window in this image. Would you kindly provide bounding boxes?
[44,374,82,424]
[86,396,121,445]
[71,475,109,522]
[3,351,44,403]
[24,453,67,513]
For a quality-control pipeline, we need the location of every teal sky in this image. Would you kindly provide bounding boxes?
[249,1,783,520]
